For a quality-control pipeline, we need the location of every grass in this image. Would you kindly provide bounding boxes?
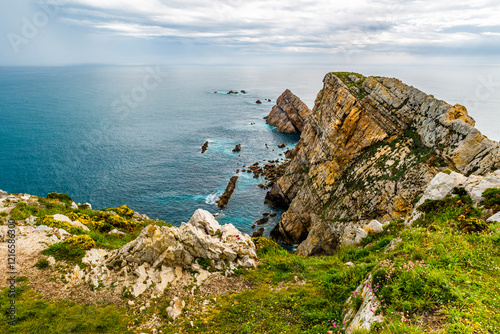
[0,279,132,333]
[3,190,500,333]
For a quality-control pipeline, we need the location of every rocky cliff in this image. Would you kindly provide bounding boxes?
[267,72,500,256]
[266,89,311,133]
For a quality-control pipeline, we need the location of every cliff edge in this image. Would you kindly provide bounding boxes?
[267,72,500,256]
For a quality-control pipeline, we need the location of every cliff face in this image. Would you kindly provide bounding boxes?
[268,72,500,256]
[266,89,312,133]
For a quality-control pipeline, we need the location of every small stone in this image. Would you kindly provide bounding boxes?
[166,297,185,320]
[345,262,355,267]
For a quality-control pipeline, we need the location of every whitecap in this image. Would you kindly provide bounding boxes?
[205,192,220,205]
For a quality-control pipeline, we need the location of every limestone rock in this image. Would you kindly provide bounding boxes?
[343,274,383,333]
[166,297,185,320]
[460,169,500,204]
[487,212,500,223]
[267,72,500,256]
[53,214,90,232]
[106,209,256,271]
[415,171,468,207]
[71,202,78,210]
[47,256,56,266]
[266,89,312,133]
[109,228,126,236]
[365,220,384,233]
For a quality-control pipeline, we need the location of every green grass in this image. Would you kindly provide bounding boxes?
[0,280,132,333]
[4,190,500,333]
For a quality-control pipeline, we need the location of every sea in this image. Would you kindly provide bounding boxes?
[0,64,499,235]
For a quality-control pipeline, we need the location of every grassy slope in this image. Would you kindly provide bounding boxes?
[1,191,500,333]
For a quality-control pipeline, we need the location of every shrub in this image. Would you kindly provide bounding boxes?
[457,215,488,233]
[252,237,281,255]
[63,235,95,250]
[482,188,500,211]
[34,258,50,269]
[38,215,76,233]
[10,202,39,220]
[47,192,73,204]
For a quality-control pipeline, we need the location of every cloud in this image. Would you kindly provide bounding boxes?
[1,0,499,65]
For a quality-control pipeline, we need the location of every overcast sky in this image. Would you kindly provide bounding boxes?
[1,0,499,66]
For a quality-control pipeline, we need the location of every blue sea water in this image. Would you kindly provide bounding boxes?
[0,64,499,235]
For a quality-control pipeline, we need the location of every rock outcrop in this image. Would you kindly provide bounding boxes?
[217,176,238,208]
[266,89,312,133]
[71,209,256,298]
[267,72,500,256]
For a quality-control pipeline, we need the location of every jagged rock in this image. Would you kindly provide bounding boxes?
[342,274,383,333]
[487,212,500,223]
[254,217,269,225]
[201,141,209,154]
[252,228,265,238]
[266,89,312,133]
[166,297,185,320]
[106,209,256,271]
[217,176,238,208]
[256,100,262,104]
[0,190,8,200]
[53,214,90,231]
[278,143,286,148]
[70,202,78,210]
[232,144,241,152]
[267,72,500,256]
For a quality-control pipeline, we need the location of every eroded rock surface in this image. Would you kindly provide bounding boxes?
[266,89,312,133]
[267,72,500,255]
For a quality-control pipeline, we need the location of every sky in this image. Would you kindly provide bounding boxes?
[0,0,499,66]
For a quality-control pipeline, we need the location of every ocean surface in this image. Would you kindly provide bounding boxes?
[0,64,499,235]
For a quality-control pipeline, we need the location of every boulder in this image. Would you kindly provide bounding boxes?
[166,297,185,320]
[256,100,262,104]
[415,171,468,207]
[232,144,241,152]
[487,212,500,223]
[52,214,90,232]
[365,220,384,233]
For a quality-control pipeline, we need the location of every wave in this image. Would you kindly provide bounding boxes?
[205,192,220,205]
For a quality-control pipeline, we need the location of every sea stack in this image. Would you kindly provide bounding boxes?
[266,89,312,133]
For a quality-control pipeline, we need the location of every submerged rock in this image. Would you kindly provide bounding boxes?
[266,89,312,133]
[217,176,239,208]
